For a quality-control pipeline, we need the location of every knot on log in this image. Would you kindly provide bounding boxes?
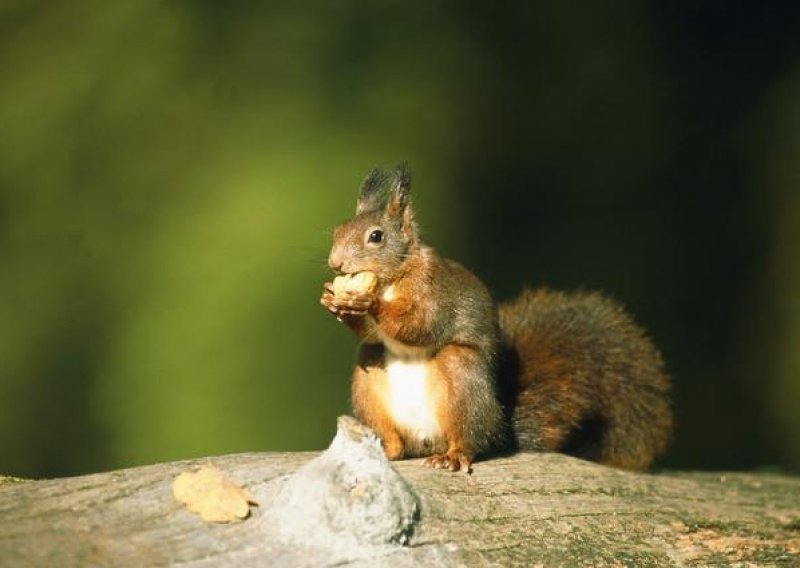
[263,416,420,550]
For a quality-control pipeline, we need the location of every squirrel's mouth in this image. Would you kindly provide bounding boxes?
[332,266,361,276]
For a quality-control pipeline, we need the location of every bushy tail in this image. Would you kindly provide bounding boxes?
[496,288,672,471]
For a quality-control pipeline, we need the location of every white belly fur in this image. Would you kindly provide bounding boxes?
[384,356,442,442]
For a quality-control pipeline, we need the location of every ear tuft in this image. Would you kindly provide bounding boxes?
[356,168,389,214]
[391,162,411,205]
[385,163,417,244]
[385,162,411,217]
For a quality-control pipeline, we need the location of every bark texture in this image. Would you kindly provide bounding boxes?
[1,416,799,567]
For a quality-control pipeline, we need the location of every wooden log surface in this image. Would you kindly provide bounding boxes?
[1,416,799,567]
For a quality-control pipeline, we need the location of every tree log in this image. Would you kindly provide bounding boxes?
[1,417,799,566]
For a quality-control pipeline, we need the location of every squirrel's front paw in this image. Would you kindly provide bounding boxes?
[320,283,339,314]
[423,451,473,474]
[321,282,374,317]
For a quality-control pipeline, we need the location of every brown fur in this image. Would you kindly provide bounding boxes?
[323,165,672,472]
[345,245,504,471]
[498,289,672,470]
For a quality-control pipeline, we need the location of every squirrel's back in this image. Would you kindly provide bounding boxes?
[497,288,672,471]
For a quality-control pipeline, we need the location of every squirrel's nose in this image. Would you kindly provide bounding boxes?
[328,250,344,274]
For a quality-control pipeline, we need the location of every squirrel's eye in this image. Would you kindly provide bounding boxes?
[368,229,384,244]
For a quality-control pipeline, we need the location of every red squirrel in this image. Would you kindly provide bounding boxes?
[320,165,672,473]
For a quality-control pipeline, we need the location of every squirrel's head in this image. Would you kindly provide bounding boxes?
[328,163,418,281]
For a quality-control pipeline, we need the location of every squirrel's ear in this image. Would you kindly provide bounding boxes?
[385,162,416,239]
[385,162,411,218]
[356,168,389,215]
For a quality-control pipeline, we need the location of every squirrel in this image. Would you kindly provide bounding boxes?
[320,164,672,473]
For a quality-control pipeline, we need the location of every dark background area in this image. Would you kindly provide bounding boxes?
[1,1,799,478]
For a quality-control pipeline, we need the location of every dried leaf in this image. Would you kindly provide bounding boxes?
[172,465,257,523]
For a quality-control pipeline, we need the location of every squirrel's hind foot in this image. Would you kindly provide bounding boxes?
[423,451,473,474]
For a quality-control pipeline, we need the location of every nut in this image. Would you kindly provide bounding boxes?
[332,272,378,297]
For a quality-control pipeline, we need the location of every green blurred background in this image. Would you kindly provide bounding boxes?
[1,1,799,477]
